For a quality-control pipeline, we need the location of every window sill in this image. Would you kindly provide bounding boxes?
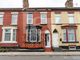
[62,41,79,43]
[0,41,17,43]
[11,24,17,25]
[25,42,41,44]
[0,24,3,25]
[54,23,62,25]
[40,24,47,25]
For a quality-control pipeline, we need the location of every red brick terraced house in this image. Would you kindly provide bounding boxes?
[0,0,52,52]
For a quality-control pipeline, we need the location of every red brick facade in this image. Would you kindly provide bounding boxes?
[0,9,52,52]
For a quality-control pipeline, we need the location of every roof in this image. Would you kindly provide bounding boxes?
[26,7,80,11]
[0,8,23,11]
[0,7,80,11]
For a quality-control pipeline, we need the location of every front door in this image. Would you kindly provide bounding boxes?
[45,33,50,47]
[52,33,59,48]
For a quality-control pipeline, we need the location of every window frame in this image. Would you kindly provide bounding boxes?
[11,12,18,25]
[0,12,4,25]
[63,28,76,42]
[1,27,17,43]
[40,12,47,24]
[55,14,61,24]
[27,26,41,42]
[27,12,33,24]
[68,14,74,24]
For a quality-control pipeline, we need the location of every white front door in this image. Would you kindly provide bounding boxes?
[52,33,59,48]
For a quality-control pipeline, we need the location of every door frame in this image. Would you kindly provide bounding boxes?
[45,30,51,48]
[52,29,59,48]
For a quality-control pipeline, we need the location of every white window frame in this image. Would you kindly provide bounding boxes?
[0,12,4,25]
[11,12,18,25]
[27,12,33,24]
[45,30,51,48]
[40,12,47,24]
[1,27,17,43]
[55,14,61,24]
[68,14,74,24]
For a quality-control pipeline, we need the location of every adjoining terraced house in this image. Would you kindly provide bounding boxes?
[51,0,80,51]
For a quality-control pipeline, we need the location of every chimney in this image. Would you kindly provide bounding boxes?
[23,0,29,8]
[65,0,73,8]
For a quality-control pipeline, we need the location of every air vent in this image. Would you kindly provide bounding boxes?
[69,46,76,50]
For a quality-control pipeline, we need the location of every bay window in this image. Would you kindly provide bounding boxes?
[63,28,76,42]
[27,26,41,42]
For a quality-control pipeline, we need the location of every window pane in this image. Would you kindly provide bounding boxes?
[68,29,75,42]
[68,14,74,24]
[41,13,47,24]
[63,29,67,42]
[30,28,37,42]
[13,29,16,41]
[27,13,33,24]
[55,14,61,24]
[37,29,41,42]
[28,26,37,42]
[12,14,18,25]
[4,29,11,41]
[0,14,3,24]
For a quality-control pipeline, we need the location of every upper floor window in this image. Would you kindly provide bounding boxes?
[11,12,18,25]
[27,12,33,24]
[0,12,4,25]
[40,12,47,24]
[68,14,74,24]
[55,14,61,24]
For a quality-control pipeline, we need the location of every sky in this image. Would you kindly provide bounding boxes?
[0,0,80,8]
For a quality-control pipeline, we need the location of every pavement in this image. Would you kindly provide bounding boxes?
[0,52,80,56]
[0,52,80,60]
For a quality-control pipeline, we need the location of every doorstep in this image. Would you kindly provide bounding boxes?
[0,52,80,56]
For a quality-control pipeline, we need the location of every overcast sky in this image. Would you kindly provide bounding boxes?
[0,0,80,8]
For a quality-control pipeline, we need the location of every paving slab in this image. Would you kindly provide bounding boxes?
[0,52,80,56]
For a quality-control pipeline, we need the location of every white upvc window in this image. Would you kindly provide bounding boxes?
[0,12,4,25]
[40,12,47,24]
[2,27,17,43]
[27,12,33,24]
[11,12,18,25]
[55,14,61,24]
[68,14,74,24]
